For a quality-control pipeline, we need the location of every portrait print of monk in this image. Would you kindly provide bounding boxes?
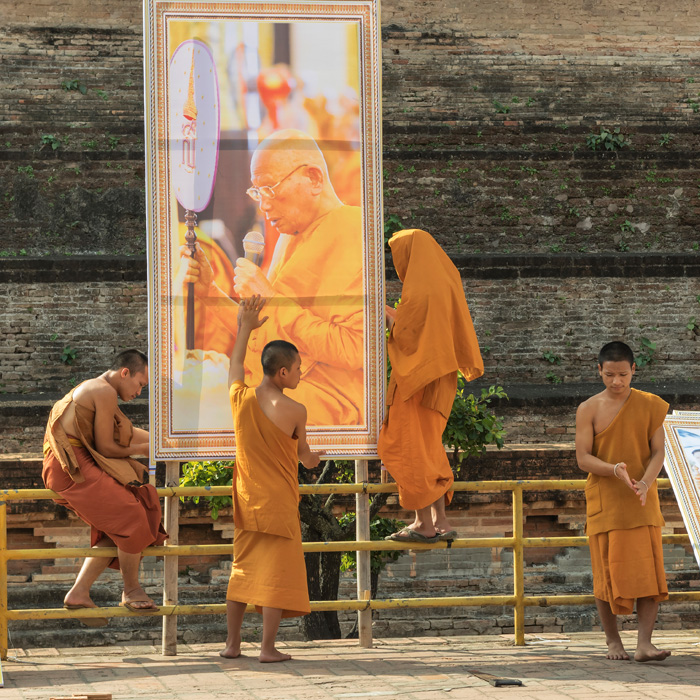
[147,8,383,458]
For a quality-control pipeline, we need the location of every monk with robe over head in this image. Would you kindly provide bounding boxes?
[42,350,167,624]
[379,229,484,544]
[220,295,323,663]
[180,128,364,427]
[576,341,671,662]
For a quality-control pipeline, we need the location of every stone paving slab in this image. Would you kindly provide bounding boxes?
[1,631,699,699]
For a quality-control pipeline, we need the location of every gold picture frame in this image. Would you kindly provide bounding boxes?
[144,0,384,458]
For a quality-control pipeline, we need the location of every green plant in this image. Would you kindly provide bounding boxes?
[546,370,562,384]
[106,135,120,150]
[180,460,234,519]
[620,220,634,233]
[95,89,108,101]
[61,346,78,365]
[338,513,405,576]
[40,134,61,151]
[659,133,673,147]
[635,337,656,368]
[82,140,97,149]
[61,79,87,94]
[618,240,630,252]
[442,380,507,465]
[586,127,631,152]
[17,165,35,178]
[383,213,404,245]
[493,100,510,114]
[687,317,698,332]
[542,350,561,365]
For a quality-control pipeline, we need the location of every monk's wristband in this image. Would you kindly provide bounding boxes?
[639,479,649,490]
[613,463,621,478]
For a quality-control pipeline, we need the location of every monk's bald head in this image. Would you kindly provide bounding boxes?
[261,340,300,377]
[249,130,339,235]
[251,129,329,179]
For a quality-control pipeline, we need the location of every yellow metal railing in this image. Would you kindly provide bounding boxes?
[1,477,698,659]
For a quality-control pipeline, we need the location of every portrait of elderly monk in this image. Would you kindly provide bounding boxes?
[180,129,364,427]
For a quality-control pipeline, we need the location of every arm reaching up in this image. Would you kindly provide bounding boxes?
[228,295,269,388]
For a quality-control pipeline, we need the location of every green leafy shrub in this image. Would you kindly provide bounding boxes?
[442,377,507,465]
[338,513,405,575]
[586,127,630,152]
[635,337,656,368]
[180,460,234,520]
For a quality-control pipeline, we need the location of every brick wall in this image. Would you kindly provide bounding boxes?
[2,1,700,254]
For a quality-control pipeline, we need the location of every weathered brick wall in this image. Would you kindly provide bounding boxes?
[2,1,700,254]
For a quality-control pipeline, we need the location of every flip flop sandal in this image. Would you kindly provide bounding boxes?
[437,530,458,541]
[385,528,439,544]
[121,593,160,613]
[64,604,109,627]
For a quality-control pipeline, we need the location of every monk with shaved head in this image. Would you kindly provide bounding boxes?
[221,295,323,662]
[181,129,364,427]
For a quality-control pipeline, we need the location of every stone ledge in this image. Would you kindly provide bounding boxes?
[2,253,698,283]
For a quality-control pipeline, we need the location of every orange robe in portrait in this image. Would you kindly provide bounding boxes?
[243,204,364,427]
[378,229,484,511]
[585,388,669,614]
[227,381,310,617]
[42,385,167,569]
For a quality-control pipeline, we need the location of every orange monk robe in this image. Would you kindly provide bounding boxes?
[227,381,310,617]
[378,229,484,511]
[42,385,167,569]
[244,204,365,427]
[586,388,669,614]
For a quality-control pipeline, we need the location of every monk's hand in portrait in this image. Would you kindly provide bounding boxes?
[236,294,269,331]
[233,257,274,297]
[179,243,215,298]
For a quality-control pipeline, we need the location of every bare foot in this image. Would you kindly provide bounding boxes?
[406,524,438,538]
[433,519,453,534]
[605,640,630,660]
[219,646,241,659]
[259,649,292,663]
[635,644,671,662]
[121,586,159,611]
[64,591,98,608]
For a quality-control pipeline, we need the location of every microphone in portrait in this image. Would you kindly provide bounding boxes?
[242,230,265,266]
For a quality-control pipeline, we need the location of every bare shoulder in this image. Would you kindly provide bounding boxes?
[576,391,605,419]
[74,376,116,408]
[281,394,307,420]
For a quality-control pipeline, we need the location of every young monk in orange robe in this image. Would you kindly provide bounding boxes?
[42,350,167,623]
[379,229,484,544]
[221,295,323,663]
[576,341,671,662]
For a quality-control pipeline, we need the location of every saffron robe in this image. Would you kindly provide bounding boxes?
[585,388,669,613]
[378,229,484,511]
[42,385,167,568]
[243,205,364,427]
[227,381,310,617]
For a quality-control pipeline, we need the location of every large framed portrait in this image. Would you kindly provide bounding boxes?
[144,0,384,459]
[663,412,700,570]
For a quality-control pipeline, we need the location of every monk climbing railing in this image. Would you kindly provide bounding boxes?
[1,475,699,661]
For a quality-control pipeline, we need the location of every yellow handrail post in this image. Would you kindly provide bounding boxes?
[512,486,525,646]
[0,498,7,660]
[162,461,181,655]
[355,459,372,648]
